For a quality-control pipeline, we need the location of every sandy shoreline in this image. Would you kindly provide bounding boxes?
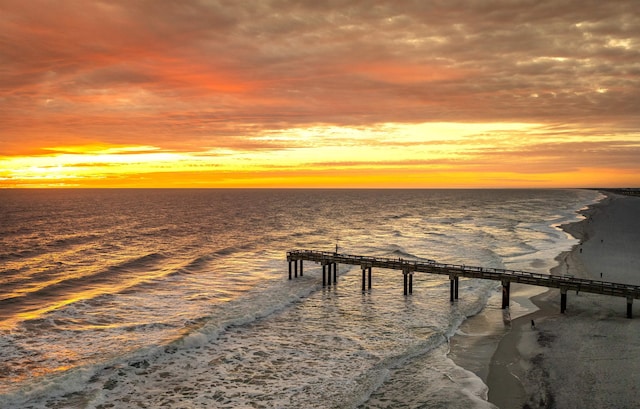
[450,191,640,408]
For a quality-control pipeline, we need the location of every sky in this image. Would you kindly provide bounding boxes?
[1,0,639,188]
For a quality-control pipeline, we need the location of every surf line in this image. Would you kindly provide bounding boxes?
[287,249,640,318]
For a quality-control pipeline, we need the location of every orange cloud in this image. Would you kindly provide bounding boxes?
[1,1,639,188]
[350,61,468,84]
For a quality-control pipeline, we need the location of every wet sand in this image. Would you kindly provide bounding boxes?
[451,192,640,408]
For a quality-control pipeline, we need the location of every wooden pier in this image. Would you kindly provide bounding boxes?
[287,250,640,318]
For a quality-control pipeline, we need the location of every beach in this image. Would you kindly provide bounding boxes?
[452,192,640,409]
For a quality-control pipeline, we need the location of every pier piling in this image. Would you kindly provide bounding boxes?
[361,264,372,292]
[454,276,459,300]
[333,263,337,284]
[501,280,510,309]
[409,272,413,295]
[627,297,633,319]
[450,276,459,302]
[560,288,568,313]
[403,271,408,296]
[450,278,454,302]
[362,267,366,292]
[322,264,326,287]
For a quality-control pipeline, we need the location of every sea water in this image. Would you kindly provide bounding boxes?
[0,189,602,408]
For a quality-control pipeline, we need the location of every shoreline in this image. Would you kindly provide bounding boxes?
[450,191,640,408]
[448,195,600,407]
[483,198,598,409]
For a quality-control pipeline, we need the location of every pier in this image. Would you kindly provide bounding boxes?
[287,250,640,318]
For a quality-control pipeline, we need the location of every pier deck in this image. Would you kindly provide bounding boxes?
[287,249,640,318]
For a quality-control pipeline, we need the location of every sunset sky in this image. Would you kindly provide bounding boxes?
[1,1,639,188]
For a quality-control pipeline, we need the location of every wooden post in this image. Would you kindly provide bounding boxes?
[450,277,455,302]
[560,287,567,313]
[501,280,510,309]
[362,267,366,292]
[454,276,459,300]
[294,260,298,278]
[368,267,372,290]
[288,261,292,280]
[404,271,408,296]
[299,260,303,277]
[408,272,413,295]
[627,296,633,319]
[333,263,337,284]
[327,262,332,287]
[322,264,326,287]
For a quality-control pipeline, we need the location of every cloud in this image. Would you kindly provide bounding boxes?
[0,0,638,186]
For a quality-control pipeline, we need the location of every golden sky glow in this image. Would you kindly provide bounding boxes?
[1,1,639,188]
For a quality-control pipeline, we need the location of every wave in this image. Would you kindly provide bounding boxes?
[389,212,412,219]
[170,243,258,277]
[47,233,101,250]
[390,248,420,259]
[0,269,323,407]
[288,227,327,238]
[384,245,436,263]
[0,233,102,263]
[114,252,166,271]
[0,253,167,324]
[175,255,213,275]
[0,248,48,262]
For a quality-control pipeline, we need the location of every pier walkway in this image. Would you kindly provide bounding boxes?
[287,249,640,318]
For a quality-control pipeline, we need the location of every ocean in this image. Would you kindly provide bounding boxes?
[0,189,602,408]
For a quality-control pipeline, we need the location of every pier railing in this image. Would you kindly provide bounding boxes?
[287,249,640,318]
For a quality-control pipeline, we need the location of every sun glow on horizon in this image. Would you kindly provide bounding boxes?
[2,122,637,188]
